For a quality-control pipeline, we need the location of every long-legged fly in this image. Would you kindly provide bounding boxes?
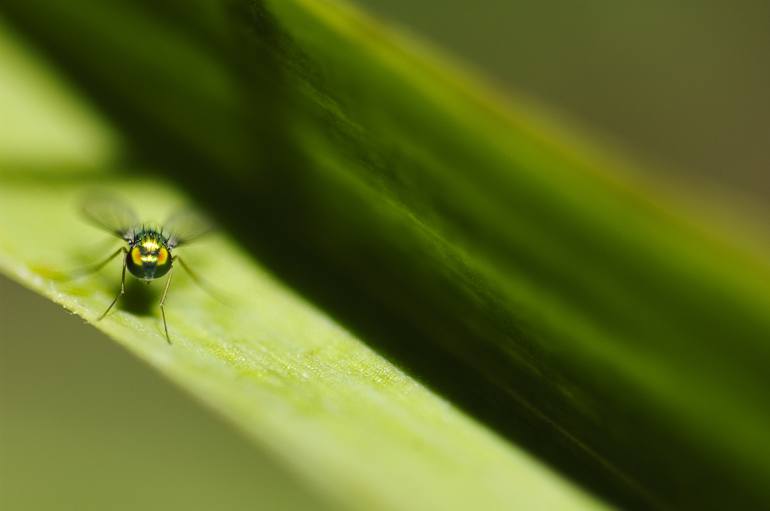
[73,194,213,344]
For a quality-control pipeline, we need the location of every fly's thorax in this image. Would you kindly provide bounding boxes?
[126,230,172,280]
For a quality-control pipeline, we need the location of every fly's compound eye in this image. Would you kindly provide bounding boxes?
[157,247,169,266]
[131,246,143,266]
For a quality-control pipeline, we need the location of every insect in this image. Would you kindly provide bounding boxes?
[75,194,213,344]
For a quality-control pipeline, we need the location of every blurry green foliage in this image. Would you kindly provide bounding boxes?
[0,10,602,511]
[357,0,770,199]
[2,1,770,510]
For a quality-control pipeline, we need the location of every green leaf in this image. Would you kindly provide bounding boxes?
[0,15,604,511]
[4,0,770,509]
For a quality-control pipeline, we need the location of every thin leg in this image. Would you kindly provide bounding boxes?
[175,256,227,304]
[69,247,125,280]
[98,251,127,320]
[159,266,175,344]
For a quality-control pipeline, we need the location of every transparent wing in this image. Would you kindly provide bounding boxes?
[81,193,138,240]
[163,208,214,247]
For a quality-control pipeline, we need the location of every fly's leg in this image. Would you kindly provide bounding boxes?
[159,265,174,344]
[175,255,228,304]
[98,248,128,320]
[67,247,125,281]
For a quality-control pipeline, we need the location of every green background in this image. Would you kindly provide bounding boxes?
[357,0,770,202]
[2,1,768,509]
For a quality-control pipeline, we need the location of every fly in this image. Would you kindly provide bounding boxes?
[74,193,213,344]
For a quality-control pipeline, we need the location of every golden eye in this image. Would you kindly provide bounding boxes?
[131,246,143,266]
[157,247,169,265]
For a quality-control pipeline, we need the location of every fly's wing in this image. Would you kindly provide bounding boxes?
[163,208,214,248]
[81,194,139,240]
